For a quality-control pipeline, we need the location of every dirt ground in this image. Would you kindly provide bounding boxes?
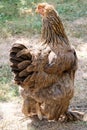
[0,18,87,130]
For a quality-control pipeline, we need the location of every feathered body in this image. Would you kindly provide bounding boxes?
[10,3,82,121]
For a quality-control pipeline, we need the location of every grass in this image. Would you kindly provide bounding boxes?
[0,65,19,101]
[0,0,87,38]
[74,121,87,126]
[56,0,87,20]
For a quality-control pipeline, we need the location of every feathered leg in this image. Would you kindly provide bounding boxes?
[64,110,84,121]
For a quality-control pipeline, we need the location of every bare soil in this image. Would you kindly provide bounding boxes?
[0,18,87,130]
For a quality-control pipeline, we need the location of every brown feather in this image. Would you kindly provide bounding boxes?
[9,3,83,121]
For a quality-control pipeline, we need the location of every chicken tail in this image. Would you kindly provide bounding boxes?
[10,43,34,88]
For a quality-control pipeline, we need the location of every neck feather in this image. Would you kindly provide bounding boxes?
[41,10,69,46]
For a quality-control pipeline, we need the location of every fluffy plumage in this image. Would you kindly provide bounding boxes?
[10,3,83,121]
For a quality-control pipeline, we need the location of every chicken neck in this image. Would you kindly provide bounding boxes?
[41,10,71,52]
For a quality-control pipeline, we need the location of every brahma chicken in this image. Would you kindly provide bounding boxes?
[10,3,83,121]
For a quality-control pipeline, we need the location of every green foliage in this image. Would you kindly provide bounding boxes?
[0,0,43,37]
[0,65,19,101]
[0,0,19,20]
[56,0,87,21]
[0,0,87,37]
[0,65,12,84]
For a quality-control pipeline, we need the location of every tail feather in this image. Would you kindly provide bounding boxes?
[16,49,31,59]
[10,43,33,87]
[12,43,27,49]
[10,58,22,64]
[15,77,26,85]
[18,60,31,70]
[23,74,35,87]
[19,69,30,77]
[10,63,17,68]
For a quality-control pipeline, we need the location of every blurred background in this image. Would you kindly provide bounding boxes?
[0,0,87,38]
[0,0,87,130]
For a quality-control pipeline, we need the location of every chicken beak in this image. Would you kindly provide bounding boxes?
[35,8,45,16]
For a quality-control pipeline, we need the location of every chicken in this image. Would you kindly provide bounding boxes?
[10,3,83,121]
